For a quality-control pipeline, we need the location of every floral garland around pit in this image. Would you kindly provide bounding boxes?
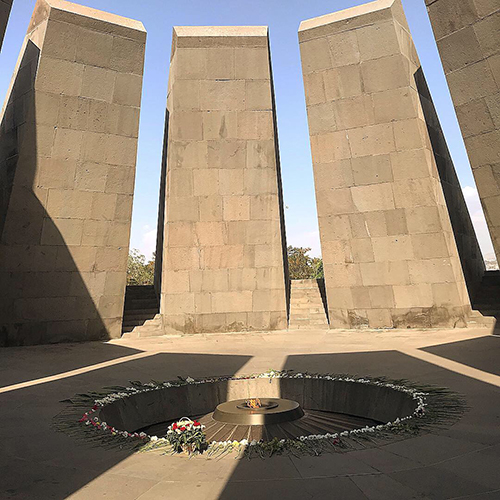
[55,370,466,458]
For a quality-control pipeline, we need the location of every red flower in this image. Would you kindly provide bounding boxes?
[172,423,178,430]
[180,426,186,431]
[193,421,201,427]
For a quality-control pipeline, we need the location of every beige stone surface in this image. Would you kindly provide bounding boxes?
[0,0,146,346]
[0,0,12,52]
[300,0,482,329]
[158,27,288,334]
[426,0,500,263]
[0,326,499,499]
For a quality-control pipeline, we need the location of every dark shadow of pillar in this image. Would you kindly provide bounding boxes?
[268,37,290,322]
[153,109,169,301]
[415,67,485,302]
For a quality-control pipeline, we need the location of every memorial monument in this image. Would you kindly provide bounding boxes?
[299,0,482,329]
[0,0,146,345]
[157,26,288,334]
[426,0,500,263]
[0,0,12,52]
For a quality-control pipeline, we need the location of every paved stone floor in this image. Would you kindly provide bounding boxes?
[1,326,500,499]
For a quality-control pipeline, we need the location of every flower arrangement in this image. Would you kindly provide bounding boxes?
[166,418,207,454]
[58,370,465,459]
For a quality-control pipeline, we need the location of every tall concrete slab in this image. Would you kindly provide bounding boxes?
[0,0,146,345]
[159,26,288,334]
[0,0,13,52]
[426,0,500,263]
[299,0,482,329]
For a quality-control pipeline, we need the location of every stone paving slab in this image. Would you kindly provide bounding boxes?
[0,326,499,499]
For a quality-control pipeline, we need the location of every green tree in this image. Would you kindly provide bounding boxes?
[311,257,324,279]
[127,249,155,285]
[287,246,324,279]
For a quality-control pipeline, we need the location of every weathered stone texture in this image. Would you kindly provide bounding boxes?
[159,27,288,334]
[0,0,12,52]
[426,0,500,263]
[0,0,146,345]
[299,0,479,329]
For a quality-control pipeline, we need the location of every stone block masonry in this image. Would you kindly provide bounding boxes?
[158,26,288,334]
[299,0,479,329]
[0,0,12,52]
[426,0,500,263]
[0,0,146,345]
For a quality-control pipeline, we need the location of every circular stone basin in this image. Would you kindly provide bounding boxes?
[98,376,419,443]
[213,398,304,425]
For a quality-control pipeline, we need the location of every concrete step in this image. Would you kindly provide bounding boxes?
[122,318,163,337]
[123,317,157,328]
[467,310,496,326]
[289,318,328,324]
[288,278,329,329]
[124,298,158,308]
[122,285,160,335]
[123,308,158,319]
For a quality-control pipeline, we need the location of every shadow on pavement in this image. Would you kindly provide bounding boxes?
[422,335,500,376]
[0,349,251,499]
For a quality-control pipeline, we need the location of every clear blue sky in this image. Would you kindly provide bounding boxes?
[0,0,495,259]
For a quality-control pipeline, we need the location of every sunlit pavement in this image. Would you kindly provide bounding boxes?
[1,326,500,499]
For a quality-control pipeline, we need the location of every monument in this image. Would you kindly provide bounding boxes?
[299,0,482,329]
[0,0,12,52]
[426,0,500,263]
[0,0,146,345]
[157,26,289,334]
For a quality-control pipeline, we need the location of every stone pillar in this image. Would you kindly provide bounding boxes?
[426,0,500,263]
[0,0,146,345]
[159,26,288,334]
[0,0,12,52]
[299,0,477,329]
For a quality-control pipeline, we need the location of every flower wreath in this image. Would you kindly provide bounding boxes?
[56,370,466,458]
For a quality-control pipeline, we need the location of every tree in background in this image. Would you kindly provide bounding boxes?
[287,246,324,279]
[127,249,155,285]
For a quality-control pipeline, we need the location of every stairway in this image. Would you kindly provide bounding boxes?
[472,271,500,329]
[121,285,162,337]
[288,279,329,329]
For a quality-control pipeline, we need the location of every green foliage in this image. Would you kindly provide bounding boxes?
[287,246,324,279]
[127,249,155,285]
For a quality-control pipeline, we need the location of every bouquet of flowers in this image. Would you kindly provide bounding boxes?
[166,417,207,454]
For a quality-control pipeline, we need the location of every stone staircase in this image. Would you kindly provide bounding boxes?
[121,285,162,338]
[471,271,500,330]
[288,279,329,329]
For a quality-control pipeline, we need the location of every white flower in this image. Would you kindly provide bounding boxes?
[150,436,158,442]
[186,377,195,383]
[240,439,248,445]
[250,440,257,446]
